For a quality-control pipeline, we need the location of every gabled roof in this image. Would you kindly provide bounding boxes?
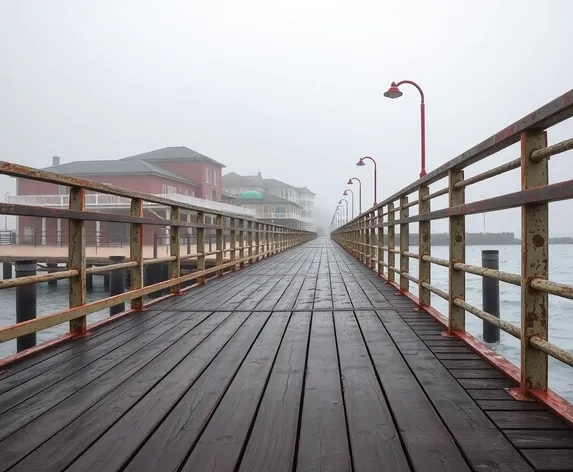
[296,186,316,195]
[221,172,267,189]
[237,192,301,207]
[121,146,226,168]
[43,160,200,186]
[244,175,295,189]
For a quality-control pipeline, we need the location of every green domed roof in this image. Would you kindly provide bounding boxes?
[240,190,264,199]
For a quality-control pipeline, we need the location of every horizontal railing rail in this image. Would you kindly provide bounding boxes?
[0,163,315,354]
[332,88,573,412]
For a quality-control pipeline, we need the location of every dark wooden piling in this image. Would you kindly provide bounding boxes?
[15,259,37,352]
[109,256,126,316]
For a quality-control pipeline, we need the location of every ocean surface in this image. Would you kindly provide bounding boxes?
[0,244,572,403]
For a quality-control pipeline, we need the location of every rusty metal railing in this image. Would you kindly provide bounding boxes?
[332,89,573,410]
[0,163,315,351]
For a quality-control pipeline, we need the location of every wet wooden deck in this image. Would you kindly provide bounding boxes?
[0,239,572,472]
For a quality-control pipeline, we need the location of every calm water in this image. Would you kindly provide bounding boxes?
[1,245,572,403]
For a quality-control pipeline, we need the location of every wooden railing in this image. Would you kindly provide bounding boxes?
[0,164,315,350]
[332,89,573,409]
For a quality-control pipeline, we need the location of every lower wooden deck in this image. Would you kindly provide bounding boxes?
[0,239,572,471]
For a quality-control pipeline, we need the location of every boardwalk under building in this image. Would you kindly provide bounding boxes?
[0,240,572,472]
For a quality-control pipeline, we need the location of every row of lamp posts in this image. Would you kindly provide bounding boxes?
[332,79,427,228]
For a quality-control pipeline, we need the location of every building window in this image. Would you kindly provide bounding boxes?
[213,171,218,186]
[167,186,176,194]
[58,185,68,195]
[205,168,211,183]
[162,184,167,194]
[275,205,286,216]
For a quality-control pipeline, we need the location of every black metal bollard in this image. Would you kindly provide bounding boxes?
[3,261,12,280]
[482,250,500,343]
[109,255,126,316]
[15,260,37,352]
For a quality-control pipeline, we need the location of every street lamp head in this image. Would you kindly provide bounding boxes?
[347,179,353,185]
[384,82,403,99]
[356,158,365,167]
[343,190,348,196]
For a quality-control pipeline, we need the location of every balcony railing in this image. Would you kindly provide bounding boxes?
[7,193,255,217]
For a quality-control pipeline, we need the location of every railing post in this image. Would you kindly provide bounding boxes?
[521,129,549,392]
[197,211,205,284]
[387,202,395,283]
[254,221,260,261]
[370,210,376,270]
[239,219,245,268]
[418,186,431,308]
[216,214,223,276]
[130,198,144,310]
[399,195,409,292]
[448,168,465,333]
[247,221,253,264]
[230,218,236,271]
[170,206,181,294]
[68,187,86,335]
[377,207,384,276]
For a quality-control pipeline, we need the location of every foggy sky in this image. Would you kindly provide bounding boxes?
[1,0,572,235]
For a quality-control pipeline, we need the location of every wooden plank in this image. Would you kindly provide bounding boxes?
[255,275,295,310]
[313,274,333,309]
[236,276,283,310]
[293,275,317,310]
[0,309,192,440]
[424,340,468,347]
[172,273,265,311]
[358,311,470,472]
[522,449,573,471]
[0,311,225,472]
[344,278,373,310]
[450,369,506,379]
[334,311,410,472]
[458,378,517,389]
[376,310,533,472]
[428,346,474,354]
[215,278,271,311]
[331,275,353,310]
[467,389,514,401]
[128,312,290,472]
[63,313,269,472]
[296,311,352,472]
[18,312,251,472]
[487,411,571,430]
[476,400,545,411]
[273,275,306,311]
[505,429,573,449]
[0,307,169,394]
[434,353,483,361]
[238,312,311,472]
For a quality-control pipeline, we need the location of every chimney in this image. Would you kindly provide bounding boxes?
[257,172,262,180]
[52,156,60,166]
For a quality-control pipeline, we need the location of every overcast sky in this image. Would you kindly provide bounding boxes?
[1,0,572,235]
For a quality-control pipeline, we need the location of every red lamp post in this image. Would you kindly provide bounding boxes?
[347,177,362,214]
[384,80,427,178]
[356,156,377,207]
[343,189,354,219]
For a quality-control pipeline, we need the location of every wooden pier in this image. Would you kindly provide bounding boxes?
[0,240,571,472]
